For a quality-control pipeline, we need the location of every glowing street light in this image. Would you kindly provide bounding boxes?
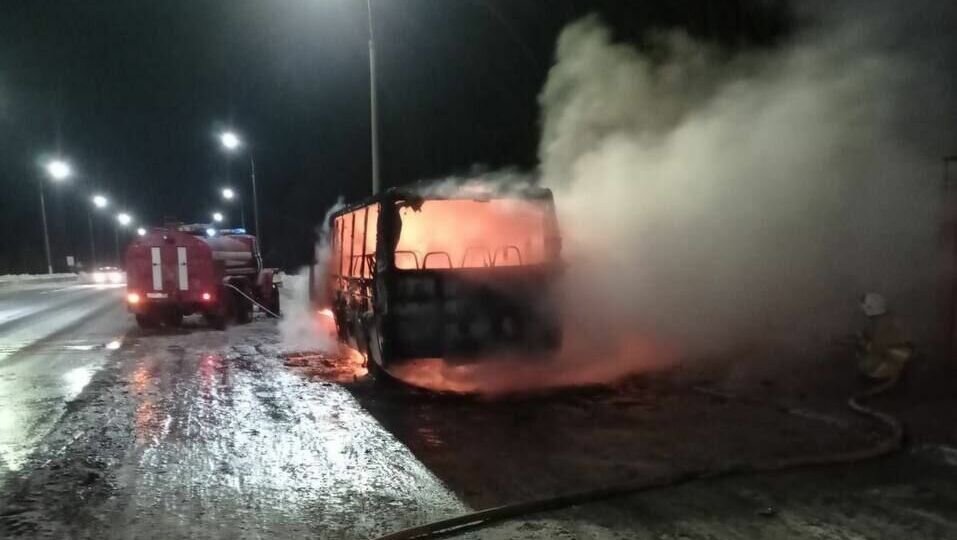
[220,131,241,150]
[206,228,216,237]
[46,159,72,181]
[92,194,108,208]
[136,227,146,236]
[116,213,132,226]
[212,211,224,223]
[221,187,235,200]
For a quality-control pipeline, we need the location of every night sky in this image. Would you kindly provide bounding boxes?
[0,0,789,272]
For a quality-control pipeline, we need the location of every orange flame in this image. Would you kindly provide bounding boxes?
[389,334,676,395]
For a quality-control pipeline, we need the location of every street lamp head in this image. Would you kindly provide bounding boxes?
[46,159,72,181]
[92,194,109,209]
[220,131,241,151]
[116,213,132,226]
[212,211,224,223]
[221,187,235,200]
[136,227,146,236]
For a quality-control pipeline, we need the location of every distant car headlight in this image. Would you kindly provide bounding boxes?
[107,271,124,284]
[92,272,107,284]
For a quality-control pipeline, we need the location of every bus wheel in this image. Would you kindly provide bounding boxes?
[365,355,392,386]
[364,321,393,386]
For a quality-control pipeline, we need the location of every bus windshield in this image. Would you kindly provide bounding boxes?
[394,198,552,270]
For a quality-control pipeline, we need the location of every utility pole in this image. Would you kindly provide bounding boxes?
[250,156,261,251]
[88,209,96,270]
[39,181,53,274]
[367,0,381,195]
[944,156,957,360]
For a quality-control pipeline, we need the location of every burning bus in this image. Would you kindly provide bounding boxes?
[311,185,563,372]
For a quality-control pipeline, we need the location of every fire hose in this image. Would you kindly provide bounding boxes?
[371,377,903,540]
[223,282,281,319]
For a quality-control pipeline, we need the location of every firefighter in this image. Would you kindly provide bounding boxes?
[857,293,914,382]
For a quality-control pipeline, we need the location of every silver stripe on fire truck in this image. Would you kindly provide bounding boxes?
[150,247,162,291]
[177,247,188,291]
[212,251,253,261]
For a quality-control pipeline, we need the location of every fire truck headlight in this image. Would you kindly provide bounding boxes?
[127,292,141,305]
[92,272,107,284]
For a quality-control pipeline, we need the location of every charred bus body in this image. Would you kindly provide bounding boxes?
[313,186,563,370]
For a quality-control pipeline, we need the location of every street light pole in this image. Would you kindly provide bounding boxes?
[89,194,109,270]
[39,181,53,274]
[367,0,381,195]
[944,156,957,360]
[88,209,96,270]
[218,133,259,248]
[114,213,132,266]
[37,159,71,274]
[250,156,261,245]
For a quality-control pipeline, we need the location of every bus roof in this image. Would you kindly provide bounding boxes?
[331,183,554,218]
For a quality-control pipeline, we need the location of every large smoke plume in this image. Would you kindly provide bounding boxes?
[540,2,955,368]
[324,2,957,393]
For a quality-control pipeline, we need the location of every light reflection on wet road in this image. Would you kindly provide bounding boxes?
[103,327,466,539]
[0,284,126,474]
[0,310,466,539]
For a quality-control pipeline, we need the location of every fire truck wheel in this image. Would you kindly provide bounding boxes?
[163,311,183,327]
[235,292,252,324]
[205,312,226,330]
[135,313,159,329]
[265,284,281,318]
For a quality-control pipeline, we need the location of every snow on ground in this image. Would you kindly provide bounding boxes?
[0,273,79,291]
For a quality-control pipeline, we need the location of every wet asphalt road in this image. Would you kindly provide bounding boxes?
[0,284,126,475]
[1,283,957,539]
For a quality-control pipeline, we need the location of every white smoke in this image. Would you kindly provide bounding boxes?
[539,6,953,364]
[409,168,536,198]
[279,201,343,353]
[319,3,956,392]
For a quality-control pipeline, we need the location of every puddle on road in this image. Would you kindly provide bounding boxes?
[62,366,96,400]
[32,337,123,353]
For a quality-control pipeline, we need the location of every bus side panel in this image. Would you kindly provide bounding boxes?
[389,267,562,361]
[329,204,382,357]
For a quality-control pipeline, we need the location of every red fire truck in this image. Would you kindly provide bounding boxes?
[125,225,280,329]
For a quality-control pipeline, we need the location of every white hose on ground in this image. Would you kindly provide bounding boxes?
[223,283,281,319]
[371,377,904,540]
